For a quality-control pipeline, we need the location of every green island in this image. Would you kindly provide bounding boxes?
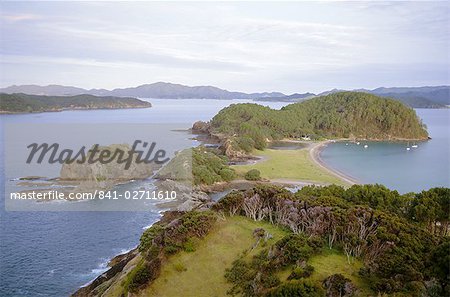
[208,92,428,154]
[74,185,449,297]
[0,93,151,113]
[186,92,428,187]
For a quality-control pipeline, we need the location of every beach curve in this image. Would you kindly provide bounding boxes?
[309,140,359,186]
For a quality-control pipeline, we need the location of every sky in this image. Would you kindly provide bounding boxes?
[0,1,449,94]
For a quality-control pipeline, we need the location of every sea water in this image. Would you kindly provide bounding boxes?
[320,109,450,193]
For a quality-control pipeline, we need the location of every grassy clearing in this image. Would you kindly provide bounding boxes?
[232,149,346,186]
[140,216,289,297]
[276,248,372,296]
[309,248,373,295]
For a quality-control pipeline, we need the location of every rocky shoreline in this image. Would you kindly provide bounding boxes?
[71,192,214,297]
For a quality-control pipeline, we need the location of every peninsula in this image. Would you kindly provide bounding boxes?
[70,92,449,297]
[0,93,151,113]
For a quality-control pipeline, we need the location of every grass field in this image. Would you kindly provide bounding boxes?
[308,248,373,295]
[140,216,289,297]
[232,148,347,186]
[276,248,373,296]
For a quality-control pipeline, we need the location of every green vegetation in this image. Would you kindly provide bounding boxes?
[211,92,428,152]
[307,249,370,293]
[225,233,320,296]
[0,93,151,113]
[232,149,345,185]
[213,184,449,296]
[266,281,324,297]
[156,146,236,185]
[140,216,288,297]
[86,184,448,297]
[245,169,261,181]
[192,147,236,185]
[122,259,157,294]
[122,211,217,294]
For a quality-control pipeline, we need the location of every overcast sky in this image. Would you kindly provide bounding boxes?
[0,1,448,93]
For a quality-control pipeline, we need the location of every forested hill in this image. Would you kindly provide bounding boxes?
[209,92,428,151]
[0,93,151,113]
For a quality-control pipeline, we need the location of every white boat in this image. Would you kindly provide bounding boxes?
[356,142,360,145]
[364,144,368,148]
[412,144,418,148]
[406,147,411,151]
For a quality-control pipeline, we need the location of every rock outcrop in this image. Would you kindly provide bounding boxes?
[155,179,213,211]
[59,144,158,194]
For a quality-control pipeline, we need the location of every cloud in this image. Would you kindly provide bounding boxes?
[0,1,448,92]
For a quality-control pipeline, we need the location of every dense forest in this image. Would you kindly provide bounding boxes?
[214,185,449,296]
[209,92,429,152]
[0,93,151,113]
[80,185,448,296]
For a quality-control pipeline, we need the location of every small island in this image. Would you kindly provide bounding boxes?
[0,93,151,113]
[189,92,428,187]
[208,92,428,154]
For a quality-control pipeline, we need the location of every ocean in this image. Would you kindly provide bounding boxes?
[320,109,450,193]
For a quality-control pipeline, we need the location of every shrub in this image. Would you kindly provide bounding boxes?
[213,190,245,215]
[164,244,181,254]
[266,280,324,297]
[179,211,216,238]
[139,224,164,252]
[193,165,220,185]
[273,234,313,267]
[183,238,197,252]
[144,245,161,261]
[323,274,358,297]
[236,136,256,153]
[220,167,236,181]
[245,169,261,181]
[288,265,315,280]
[124,260,160,293]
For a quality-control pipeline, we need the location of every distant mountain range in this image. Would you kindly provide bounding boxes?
[255,92,316,102]
[259,86,449,108]
[0,82,284,100]
[0,82,448,108]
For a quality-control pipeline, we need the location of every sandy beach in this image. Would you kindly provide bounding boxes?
[231,139,359,187]
[309,140,359,185]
